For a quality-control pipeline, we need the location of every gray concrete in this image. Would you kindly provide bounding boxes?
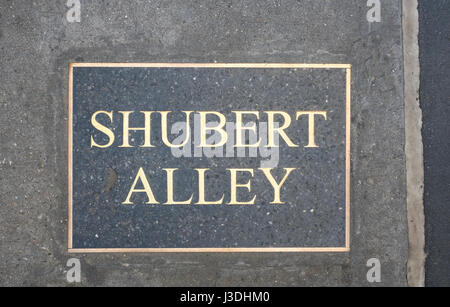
[0,0,407,286]
[403,0,425,287]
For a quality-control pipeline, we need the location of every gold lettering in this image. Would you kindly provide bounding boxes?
[123,167,159,205]
[259,168,296,204]
[194,169,224,205]
[198,111,228,147]
[163,168,194,205]
[160,111,192,148]
[90,111,115,148]
[119,111,155,148]
[265,111,298,147]
[233,111,261,148]
[227,168,256,205]
[296,111,327,148]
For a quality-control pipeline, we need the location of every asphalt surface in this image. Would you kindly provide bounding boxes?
[419,0,450,287]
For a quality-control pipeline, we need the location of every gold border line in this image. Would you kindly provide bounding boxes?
[67,63,351,253]
[68,63,74,250]
[346,67,352,251]
[68,247,350,253]
[70,63,351,69]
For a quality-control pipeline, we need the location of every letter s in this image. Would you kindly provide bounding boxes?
[91,111,115,148]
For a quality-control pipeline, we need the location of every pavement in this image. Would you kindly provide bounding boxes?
[419,0,450,287]
[0,0,410,286]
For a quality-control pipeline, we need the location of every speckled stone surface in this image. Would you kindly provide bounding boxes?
[71,67,347,249]
[0,0,407,286]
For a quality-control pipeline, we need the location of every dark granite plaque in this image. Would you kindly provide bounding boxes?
[68,63,351,252]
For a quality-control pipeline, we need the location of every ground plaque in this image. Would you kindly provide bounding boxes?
[68,63,351,252]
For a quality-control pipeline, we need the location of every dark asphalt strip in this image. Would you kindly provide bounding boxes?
[419,0,450,287]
